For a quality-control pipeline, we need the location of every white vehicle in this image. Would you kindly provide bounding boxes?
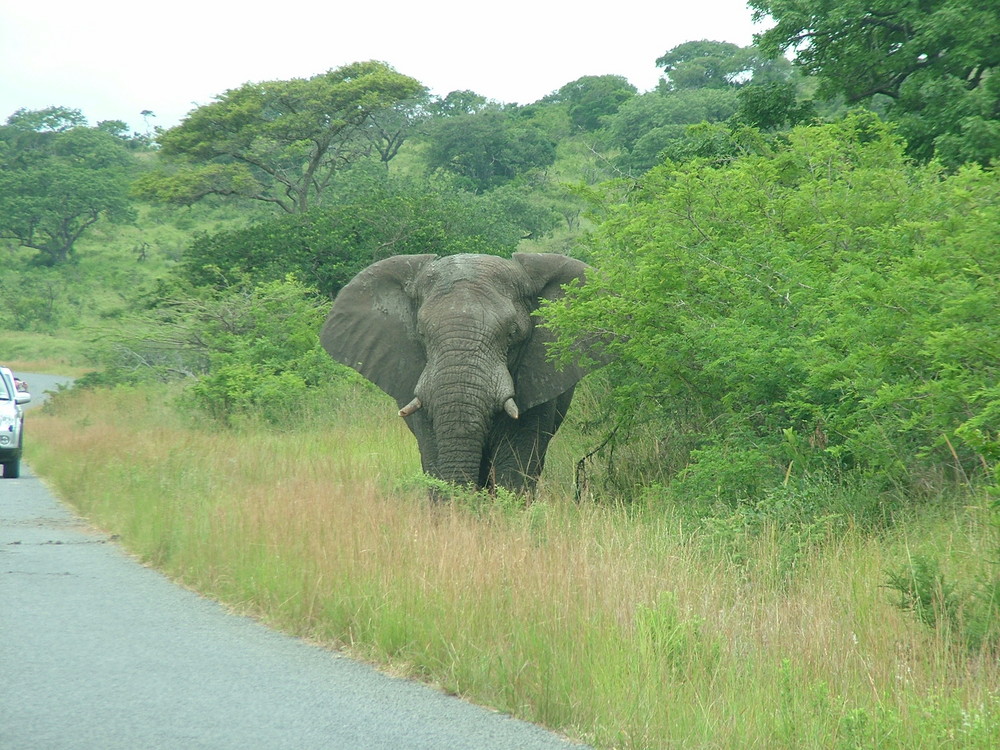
[0,366,31,479]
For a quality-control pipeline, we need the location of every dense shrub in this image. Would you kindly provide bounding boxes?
[547,113,999,502]
[180,278,350,424]
[86,277,353,425]
[182,170,553,296]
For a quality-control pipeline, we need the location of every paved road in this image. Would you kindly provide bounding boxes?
[1,375,585,749]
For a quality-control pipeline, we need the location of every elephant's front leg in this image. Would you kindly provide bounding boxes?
[485,388,575,494]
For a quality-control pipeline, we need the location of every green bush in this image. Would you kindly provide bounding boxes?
[85,276,352,425]
[546,113,1000,501]
[181,278,348,424]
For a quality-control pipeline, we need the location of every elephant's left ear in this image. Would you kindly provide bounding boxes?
[512,253,593,410]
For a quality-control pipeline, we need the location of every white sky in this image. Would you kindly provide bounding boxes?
[2,1,770,134]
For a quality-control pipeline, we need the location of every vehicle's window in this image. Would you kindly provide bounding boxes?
[0,377,11,401]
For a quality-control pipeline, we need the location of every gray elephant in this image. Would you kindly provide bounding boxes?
[321,253,596,494]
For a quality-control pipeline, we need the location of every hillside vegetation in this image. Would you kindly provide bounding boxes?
[3,10,1000,747]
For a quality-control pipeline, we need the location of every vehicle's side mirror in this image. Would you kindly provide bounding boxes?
[14,392,31,405]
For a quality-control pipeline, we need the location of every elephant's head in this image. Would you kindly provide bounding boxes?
[321,253,594,493]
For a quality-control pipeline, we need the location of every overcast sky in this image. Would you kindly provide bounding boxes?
[2,0,770,134]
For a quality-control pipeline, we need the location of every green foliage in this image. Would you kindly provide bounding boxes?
[886,554,961,631]
[887,543,1000,653]
[545,113,1000,501]
[552,75,637,132]
[895,69,1000,168]
[427,89,492,117]
[181,168,549,296]
[752,0,1000,165]
[656,40,794,91]
[0,268,69,331]
[84,276,351,425]
[364,94,432,163]
[888,445,1000,652]
[605,89,740,173]
[182,278,350,424]
[605,43,811,173]
[409,474,529,515]
[421,108,557,192]
[733,81,816,131]
[5,106,87,132]
[141,61,426,213]
[654,121,770,165]
[0,108,136,264]
[630,591,721,677]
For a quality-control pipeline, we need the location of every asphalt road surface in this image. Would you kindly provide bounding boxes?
[1,375,585,749]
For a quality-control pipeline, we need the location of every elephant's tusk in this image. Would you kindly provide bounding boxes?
[398,397,422,417]
[503,398,520,420]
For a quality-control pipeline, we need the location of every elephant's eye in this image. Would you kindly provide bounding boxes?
[508,320,528,341]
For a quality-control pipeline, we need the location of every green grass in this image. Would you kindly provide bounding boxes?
[25,383,1000,748]
[0,331,92,374]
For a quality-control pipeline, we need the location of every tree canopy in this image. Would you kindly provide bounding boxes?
[606,88,740,173]
[552,75,637,131]
[181,169,555,296]
[752,0,1000,165]
[656,40,793,91]
[0,107,135,265]
[421,108,557,192]
[136,61,426,213]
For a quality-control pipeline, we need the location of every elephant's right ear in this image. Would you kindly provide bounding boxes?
[321,255,437,406]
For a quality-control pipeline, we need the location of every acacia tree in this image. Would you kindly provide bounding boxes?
[751,0,1000,164]
[363,94,432,163]
[137,61,426,213]
[0,107,135,265]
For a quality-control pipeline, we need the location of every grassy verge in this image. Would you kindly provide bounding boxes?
[0,330,92,375]
[25,384,1000,748]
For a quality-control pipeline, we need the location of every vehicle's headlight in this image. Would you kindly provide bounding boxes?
[0,416,15,429]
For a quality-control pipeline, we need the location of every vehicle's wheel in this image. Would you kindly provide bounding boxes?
[2,458,19,479]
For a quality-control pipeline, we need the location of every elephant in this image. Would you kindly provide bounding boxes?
[320,253,597,495]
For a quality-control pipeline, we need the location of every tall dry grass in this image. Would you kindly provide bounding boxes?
[25,384,1000,748]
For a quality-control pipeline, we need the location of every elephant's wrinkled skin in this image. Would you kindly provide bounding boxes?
[321,253,595,494]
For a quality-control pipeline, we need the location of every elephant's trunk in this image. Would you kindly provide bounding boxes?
[422,358,514,489]
[430,393,491,488]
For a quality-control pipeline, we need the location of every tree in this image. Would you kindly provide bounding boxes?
[181,169,549,296]
[656,40,793,91]
[422,109,557,192]
[606,89,740,172]
[363,94,432,163]
[428,90,492,117]
[733,81,815,130]
[5,106,86,132]
[554,75,637,131]
[137,61,426,213]
[0,108,135,265]
[752,0,1000,164]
